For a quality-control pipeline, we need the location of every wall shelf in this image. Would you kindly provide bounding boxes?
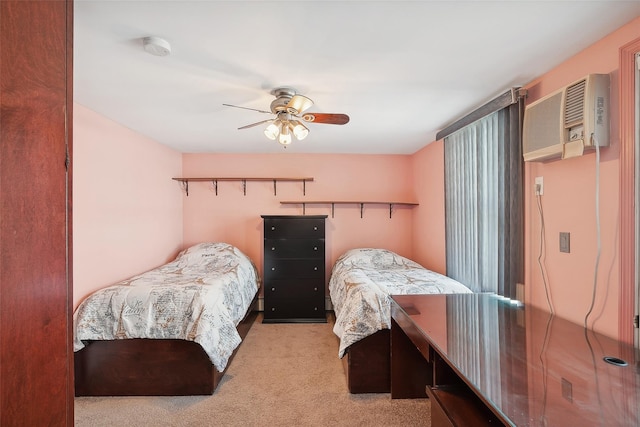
[280,200,419,218]
[172,177,314,196]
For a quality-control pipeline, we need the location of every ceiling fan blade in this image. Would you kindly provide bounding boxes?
[301,113,350,125]
[287,95,313,114]
[238,119,273,130]
[223,103,272,114]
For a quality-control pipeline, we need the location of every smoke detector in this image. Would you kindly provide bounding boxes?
[143,36,171,57]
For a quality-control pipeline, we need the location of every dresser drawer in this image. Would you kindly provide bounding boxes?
[264,279,324,298]
[264,218,325,239]
[264,239,324,259]
[263,296,325,321]
[264,259,324,279]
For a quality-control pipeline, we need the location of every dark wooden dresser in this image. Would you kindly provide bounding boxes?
[261,215,327,323]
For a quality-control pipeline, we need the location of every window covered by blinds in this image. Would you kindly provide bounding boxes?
[444,99,524,299]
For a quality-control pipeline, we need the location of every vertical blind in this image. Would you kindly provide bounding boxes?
[447,295,502,403]
[443,98,524,299]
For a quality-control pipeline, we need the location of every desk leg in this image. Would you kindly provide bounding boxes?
[390,318,432,399]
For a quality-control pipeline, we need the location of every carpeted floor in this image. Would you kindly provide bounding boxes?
[74,313,431,426]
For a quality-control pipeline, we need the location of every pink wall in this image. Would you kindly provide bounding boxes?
[73,104,183,307]
[411,140,447,275]
[522,17,640,338]
[181,153,415,295]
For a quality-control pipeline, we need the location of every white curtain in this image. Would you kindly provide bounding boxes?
[444,103,523,298]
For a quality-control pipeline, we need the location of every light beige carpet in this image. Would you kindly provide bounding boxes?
[75,314,431,426]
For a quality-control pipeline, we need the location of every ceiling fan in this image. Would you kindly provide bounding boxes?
[223,87,350,146]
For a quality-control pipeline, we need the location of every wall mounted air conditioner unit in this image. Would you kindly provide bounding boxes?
[522,73,609,162]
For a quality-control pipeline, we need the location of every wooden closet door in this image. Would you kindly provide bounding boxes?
[0,1,73,425]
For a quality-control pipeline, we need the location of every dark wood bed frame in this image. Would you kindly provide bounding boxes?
[74,298,258,396]
[341,329,391,393]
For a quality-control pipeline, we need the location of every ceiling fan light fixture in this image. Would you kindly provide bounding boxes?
[225,87,349,147]
[278,126,292,145]
[292,122,309,140]
[264,123,279,140]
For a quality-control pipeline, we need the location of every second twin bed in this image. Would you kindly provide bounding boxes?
[329,248,472,393]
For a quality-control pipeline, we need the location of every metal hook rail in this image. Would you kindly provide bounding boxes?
[279,200,418,218]
[172,177,313,196]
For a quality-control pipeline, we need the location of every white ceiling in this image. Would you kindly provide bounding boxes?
[74,1,640,155]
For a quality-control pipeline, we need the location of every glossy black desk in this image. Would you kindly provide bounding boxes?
[390,293,640,426]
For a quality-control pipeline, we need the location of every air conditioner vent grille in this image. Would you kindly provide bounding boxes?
[523,73,609,162]
[564,79,586,127]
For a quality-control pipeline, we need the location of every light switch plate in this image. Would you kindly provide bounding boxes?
[562,377,573,402]
[560,232,570,253]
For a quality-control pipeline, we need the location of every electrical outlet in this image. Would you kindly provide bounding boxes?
[535,176,544,195]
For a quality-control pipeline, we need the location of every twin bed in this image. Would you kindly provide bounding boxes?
[73,243,470,396]
[73,242,259,396]
[329,248,472,393]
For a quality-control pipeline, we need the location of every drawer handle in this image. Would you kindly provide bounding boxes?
[271,287,275,291]
[271,226,276,231]
[271,267,276,271]
[313,246,318,251]
[314,287,318,291]
[314,307,318,311]
[271,307,276,311]
[314,267,318,271]
[271,247,276,251]
[313,226,318,230]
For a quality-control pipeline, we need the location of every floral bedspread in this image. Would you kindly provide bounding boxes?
[73,242,259,371]
[329,248,471,358]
